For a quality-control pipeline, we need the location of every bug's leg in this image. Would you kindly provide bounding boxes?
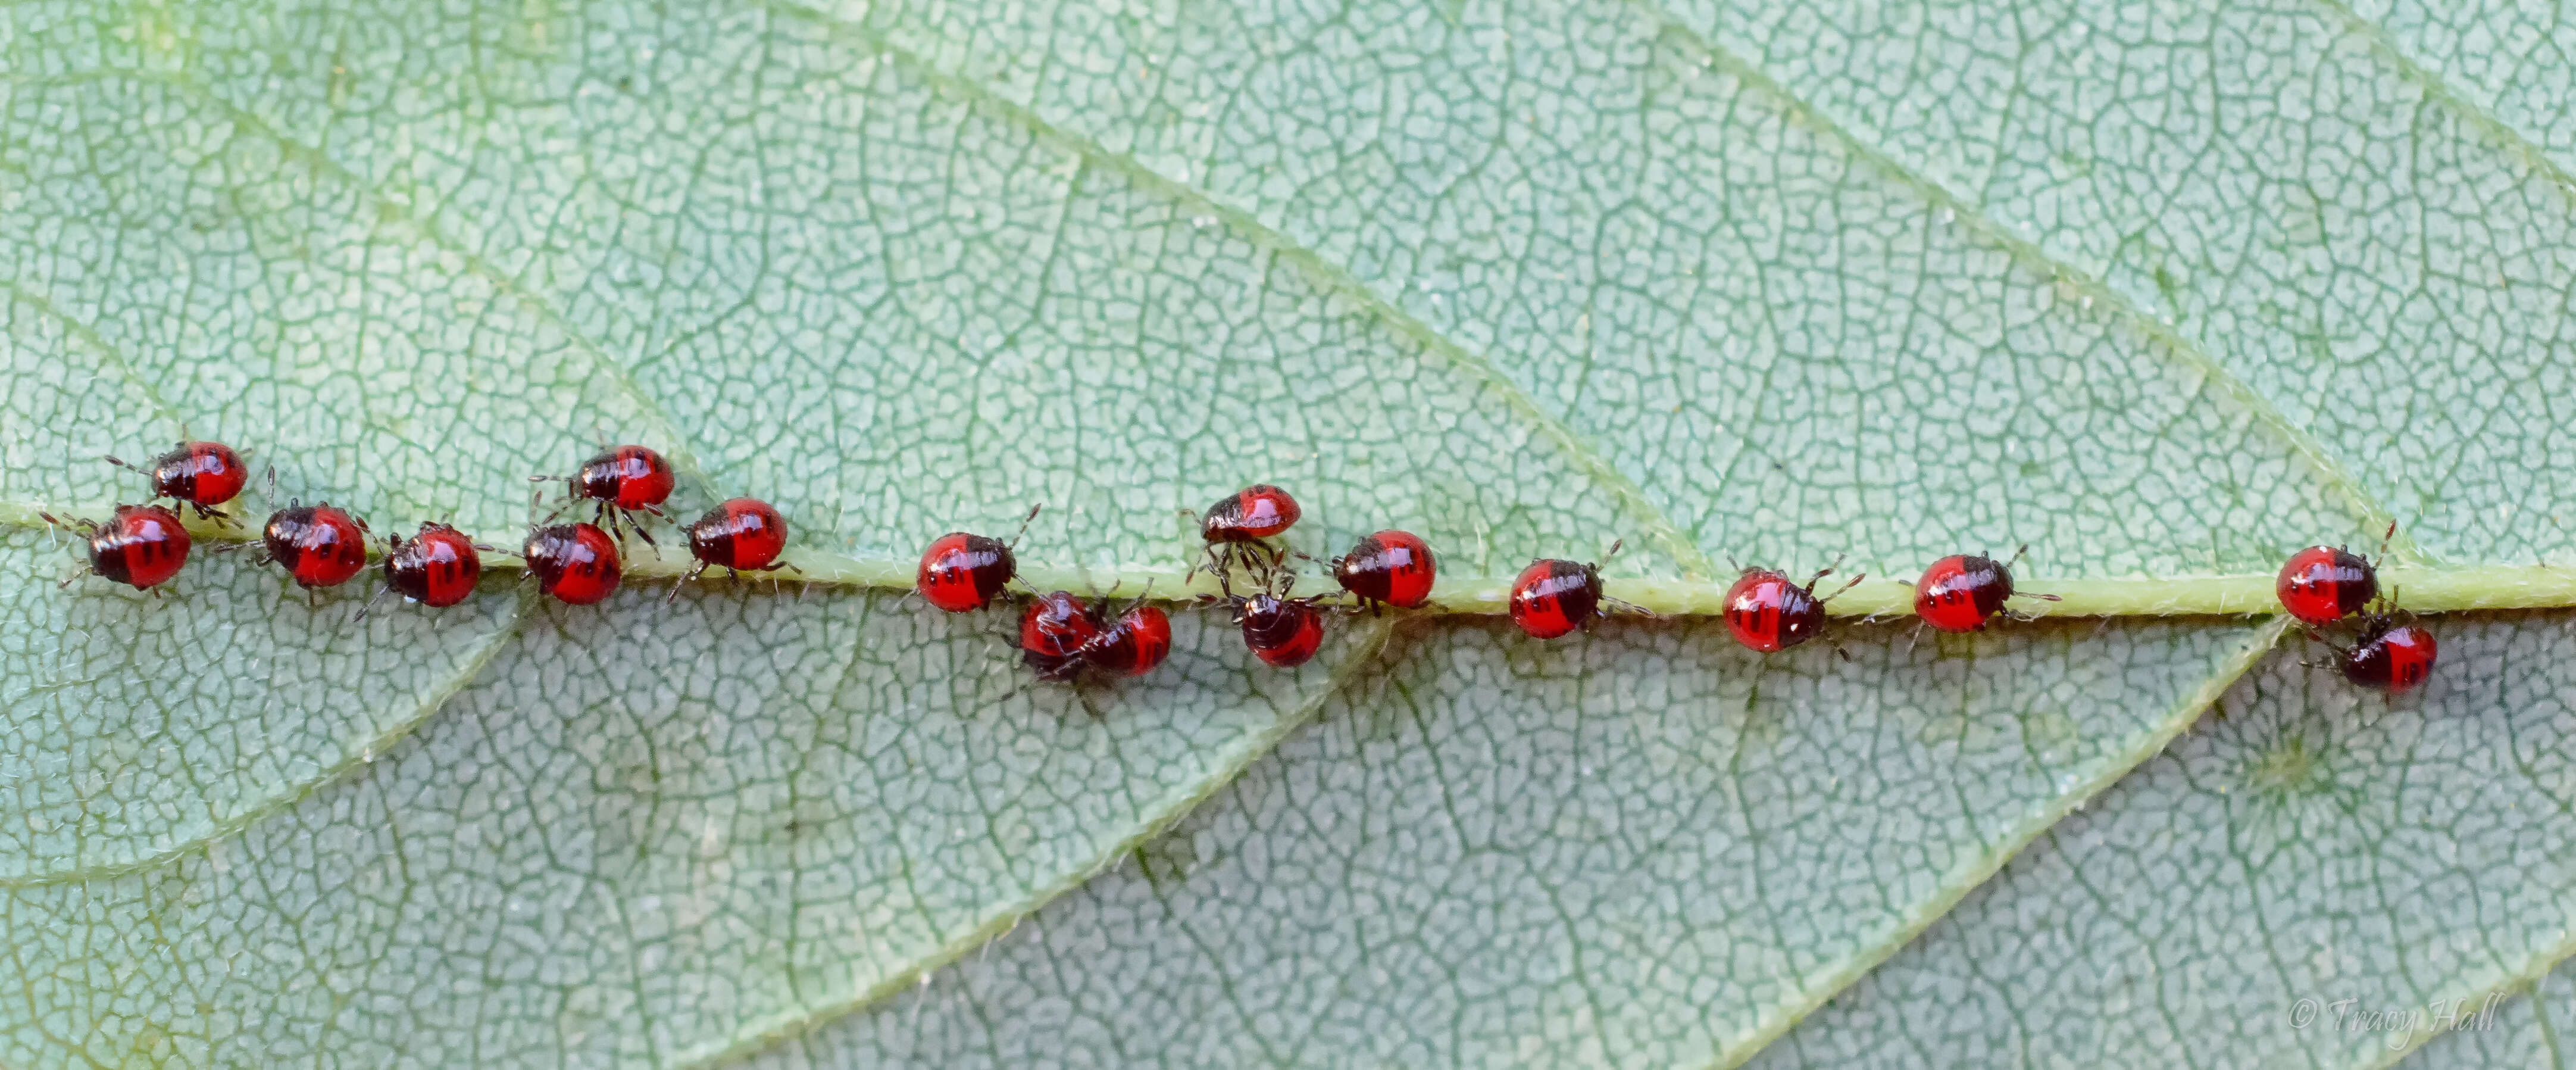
[354,581,395,625]
[667,561,709,606]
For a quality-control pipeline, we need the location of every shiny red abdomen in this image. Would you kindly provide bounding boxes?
[2276,545,2376,625]
[576,445,676,511]
[918,531,1017,612]
[1336,530,1437,609]
[526,522,623,605]
[1509,559,1600,640]
[1085,606,1174,677]
[1021,591,1102,680]
[1201,484,1301,543]
[264,504,371,589]
[88,505,192,589]
[154,441,248,506]
[387,523,484,607]
[1241,596,1324,666]
[2345,623,2437,694]
[689,498,788,570]
[1914,554,2012,634]
[1725,569,1824,653]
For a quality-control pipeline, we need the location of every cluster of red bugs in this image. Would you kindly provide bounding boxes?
[45,452,2441,694]
[45,440,793,610]
[2275,525,2439,694]
[915,485,1442,685]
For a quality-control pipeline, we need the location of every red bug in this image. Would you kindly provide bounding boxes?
[1020,590,1104,682]
[2276,523,2393,626]
[1724,559,1865,653]
[380,522,493,609]
[1332,529,1437,612]
[1508,541,1646,641]
[1195,483,1301,575]
[1081,597,1174,679]
[671,497,796,603]
[1213,563,1328,667]
[258,503,372,591]
[524,522,623,606]
[533,445,676,546]
[918,506,1040,613]
[104,441,249,520]
[1911,546,2060,633]
[2338,614,2438,694]
[40,505,191,591]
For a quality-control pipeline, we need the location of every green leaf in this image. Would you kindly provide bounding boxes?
[5,0,2574,1066]
[1750,613,2576,1069]
[750,616,2274,1068]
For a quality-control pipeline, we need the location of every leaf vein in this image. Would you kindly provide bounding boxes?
[754,0,1718,580]
[665,614,1405,1069]
[1703,617,2293,1069]
[0,587,530,888]
[1624,1,2427,564]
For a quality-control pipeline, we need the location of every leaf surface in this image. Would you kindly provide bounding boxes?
[3,0,2573,1065]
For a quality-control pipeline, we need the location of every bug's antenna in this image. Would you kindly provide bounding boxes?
[1600,538,1625,567]
[1805,554,1847,591]
[1816,566,1867,605]
[1009,504,1043,550]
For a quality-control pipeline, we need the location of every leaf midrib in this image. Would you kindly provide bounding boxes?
[13,503,2576,617]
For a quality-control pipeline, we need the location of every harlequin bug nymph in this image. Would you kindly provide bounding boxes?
[1724,558,1865,653]
[380,523,497,609]
[41,506,192,591]
[1211,559,1327,667]
[524,521,623,606]
[533,444,676,547]
[671,497,796,603]
[1020,590,1103,682]
[1193,483,1302,578]
[1911,546,2061,633]
[918,505,1040,613]
[104,441,249,520]
[2277,522,2394,626]
[1508,541,1647,640]
[1081,601,1174,678]
[2308,602,2438,695]
[1333,529,1437,612]
[257,502,373,594]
